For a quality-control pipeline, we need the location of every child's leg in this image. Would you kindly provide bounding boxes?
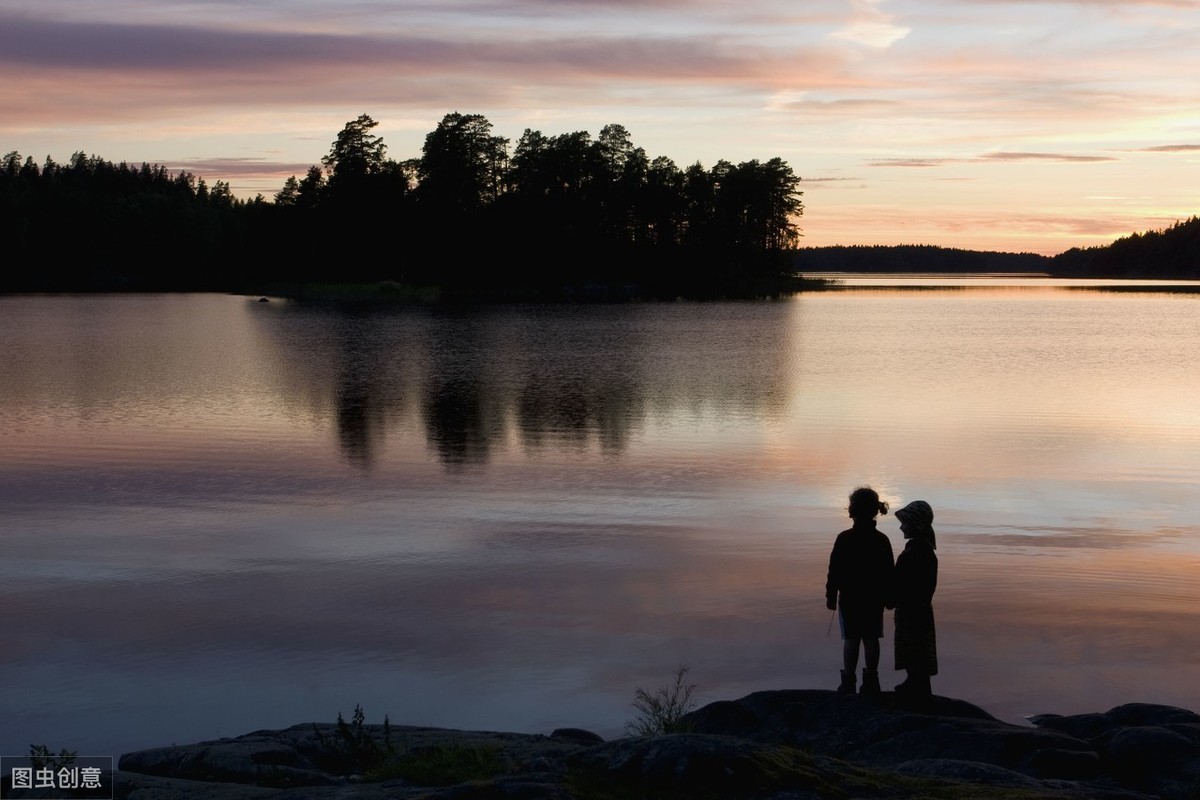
[863,637,881,672]
[838,637,861,692]
[842,637,861,674]
[859,640,882,695]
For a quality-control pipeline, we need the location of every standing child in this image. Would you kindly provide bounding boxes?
[825,486,895,695]
[825,484,892,695]
[892,500,938,697]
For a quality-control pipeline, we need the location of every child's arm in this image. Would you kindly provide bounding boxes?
[825,539,842,609]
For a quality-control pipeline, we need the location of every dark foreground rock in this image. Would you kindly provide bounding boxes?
[111,692,1200,799]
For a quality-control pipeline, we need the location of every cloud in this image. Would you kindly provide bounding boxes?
[0,11,881,160]
[866,157,957,167]
[867,151,1119,168]
[978,0,1200,7]
[829,0,910,49]
[0,12,838,84]
[0,10,858,128]
[979,152,1119,163]
[1137,144,1200,152]
[0,13,391,71]
[170,157,316,178]
[800,177,867,190]
[774,97,903,114]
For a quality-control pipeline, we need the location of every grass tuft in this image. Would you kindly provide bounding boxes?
[625,665,697,736]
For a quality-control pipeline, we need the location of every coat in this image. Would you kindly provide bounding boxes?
[825,520,895,639]
[893,536,938,675]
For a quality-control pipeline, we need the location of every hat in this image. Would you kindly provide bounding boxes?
[895,500,936,548]
[895,500,933,528]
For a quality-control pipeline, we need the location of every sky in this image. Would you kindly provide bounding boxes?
[2,0,1198,255]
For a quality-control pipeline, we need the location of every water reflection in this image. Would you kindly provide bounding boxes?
[248,302,796,468]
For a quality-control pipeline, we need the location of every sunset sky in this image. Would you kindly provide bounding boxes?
[3,0,1198,254]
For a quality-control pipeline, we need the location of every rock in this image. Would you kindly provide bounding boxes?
[1105,704,1200,727]
[115,770,283,799]
[115,722,597,799]
[1029,701,1200,798]
[1029,711,1115,740]
[1024,746,1102,780]
[113,693,1200,800]
[1101,725,1197,772]
[680,689,1095,776]
[570,733,863,799]
[677,698,760,736]
[117,736,338,788]
[1031,703,1200,740]
[578,734,781,787]
[893,757,1046,788]
[435,778,575,799]
[549,728,605,745]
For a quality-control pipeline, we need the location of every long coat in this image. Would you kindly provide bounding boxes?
[893,536,938,675]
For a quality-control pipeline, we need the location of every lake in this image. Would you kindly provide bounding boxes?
[2,282,1199,757]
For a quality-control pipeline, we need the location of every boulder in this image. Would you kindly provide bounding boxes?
[1023,746,1102,780]
[1030,701,1200,798]
[680,689,1096,778]
[117,735,337,788]
[549,728,605,745]
[1033,703,1200,740]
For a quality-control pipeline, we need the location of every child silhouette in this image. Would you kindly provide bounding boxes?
[825,487,895,695]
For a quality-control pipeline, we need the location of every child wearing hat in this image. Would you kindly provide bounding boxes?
[892,500,938,696]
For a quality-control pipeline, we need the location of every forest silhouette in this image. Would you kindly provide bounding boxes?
[4,113,1197,296]
[3,113,805,299]
[1052,216,1200,279]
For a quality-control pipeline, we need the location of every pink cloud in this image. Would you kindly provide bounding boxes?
[169,157,315,178]
[1138,144,1200,152]
[0,12,843,84]
[867,152,1119,168]
[866,157,957,167]
[979,152,1118,163]
[777,98,904,114]
[0,11,858,128]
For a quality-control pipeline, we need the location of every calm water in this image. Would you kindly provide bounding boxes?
[2,285,1199,757]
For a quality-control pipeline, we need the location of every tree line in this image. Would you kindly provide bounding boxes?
[795,226,1199,278]
[1051,217,1200,279]
[795,245,1049,274]
[1,150,249,290]
[2,113,805,298]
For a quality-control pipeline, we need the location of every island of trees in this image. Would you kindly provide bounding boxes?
[4,113,1197,298]
[2,113,805,299]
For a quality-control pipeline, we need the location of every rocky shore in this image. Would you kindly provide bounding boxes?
[109,691,1200,799]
